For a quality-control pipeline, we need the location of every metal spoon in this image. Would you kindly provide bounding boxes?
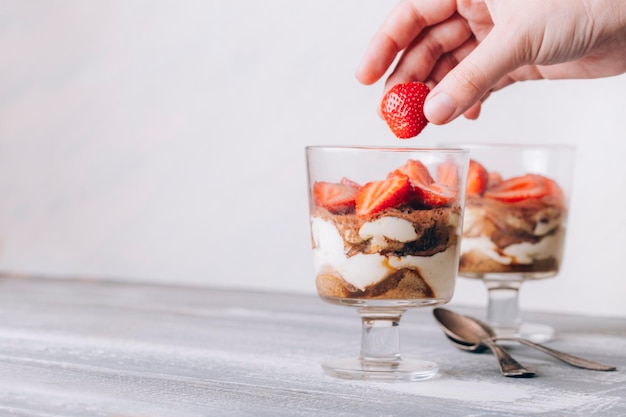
[432,308,535,377]
[433,308,616,372]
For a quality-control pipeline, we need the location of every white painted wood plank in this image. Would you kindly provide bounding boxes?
[0,276,624,416]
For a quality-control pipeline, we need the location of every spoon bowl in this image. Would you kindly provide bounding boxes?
[444,333,488,353]
[433,307,495,343]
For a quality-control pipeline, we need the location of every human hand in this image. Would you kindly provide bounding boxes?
[356,0,626,125]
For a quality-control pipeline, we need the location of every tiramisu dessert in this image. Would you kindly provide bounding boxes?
[310,159,463,303]
[459,160,566,277]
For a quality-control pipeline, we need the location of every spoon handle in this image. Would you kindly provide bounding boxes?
[495,337,616,371]
[482,339,535,378]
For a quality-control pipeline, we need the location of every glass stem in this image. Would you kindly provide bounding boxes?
[484,278,523,329]
[358,309,405,362]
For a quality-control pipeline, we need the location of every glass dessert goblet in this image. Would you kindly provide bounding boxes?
[306,146,469,381]
[457,144,575,343]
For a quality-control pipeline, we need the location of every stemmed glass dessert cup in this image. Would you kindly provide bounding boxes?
[306,146,469,381]
[457,144,575,343]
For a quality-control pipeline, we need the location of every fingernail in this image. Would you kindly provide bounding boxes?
[424,92,457,124]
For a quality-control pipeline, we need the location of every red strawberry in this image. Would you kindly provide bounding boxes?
[487,171,503,188]
[380,82,430,139]
[388,159,434,185]
[340,177,362,190]
[412,182,457,208]
[466,159,489,195]
[355,175,411,218]
[543,176,566,207]
[313,181,358,214]
[436,160,459,188]
[484,174,549,202]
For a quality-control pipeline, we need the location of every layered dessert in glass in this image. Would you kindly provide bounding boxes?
[460,170,566,278]
[455,144,574,342]
[310,158,464,306]
[306,146,469,381]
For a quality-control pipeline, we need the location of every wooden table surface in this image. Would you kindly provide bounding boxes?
[0,276,624,416]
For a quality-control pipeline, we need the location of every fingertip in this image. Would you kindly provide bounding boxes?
[427,30,514,123]
[355,32,402,85]
[355,66,377,85]
[423,92,458,125]
[463,102,481,120]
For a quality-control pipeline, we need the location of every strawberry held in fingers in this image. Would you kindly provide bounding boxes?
[380,82,430,139]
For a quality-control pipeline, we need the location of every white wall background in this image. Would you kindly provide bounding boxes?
[0,1,625,317]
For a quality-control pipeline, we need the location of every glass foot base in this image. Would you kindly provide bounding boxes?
[492,322,554,343]
[321,358,438,381]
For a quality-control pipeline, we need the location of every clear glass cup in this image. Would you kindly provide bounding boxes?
[306,146,469,381]
[457,144,575,343]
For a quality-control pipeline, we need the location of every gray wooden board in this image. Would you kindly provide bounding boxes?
[0,276,624,416]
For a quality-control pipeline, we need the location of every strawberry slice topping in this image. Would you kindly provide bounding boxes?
[484,174,550,202]
[436,160,459,188]
[487,171,503,188]
[340,177,362,190]
[355,175,411,218]
[412,182,457,208]
[388,159,457,208]
[543,176,566,206]
[313,181,358,214]
[466,159,489,196]
[389,159,434,185]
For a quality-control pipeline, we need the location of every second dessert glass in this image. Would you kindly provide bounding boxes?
[457,144,575,342]
[306,146,469,381]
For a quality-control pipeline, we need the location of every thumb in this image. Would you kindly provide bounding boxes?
[424,30,520,124]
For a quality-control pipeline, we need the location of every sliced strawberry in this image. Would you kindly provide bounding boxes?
[487,171,503,188]
[380,82,430,139]
[436,160,459,188]
[543,176,566,207]
[355,175,411,218]
[412,182,458,208]
[388,159,434,185]
[466,159,489,196]
[313,181,358,214]
[484,174,549,202]
[340,177,362,190]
